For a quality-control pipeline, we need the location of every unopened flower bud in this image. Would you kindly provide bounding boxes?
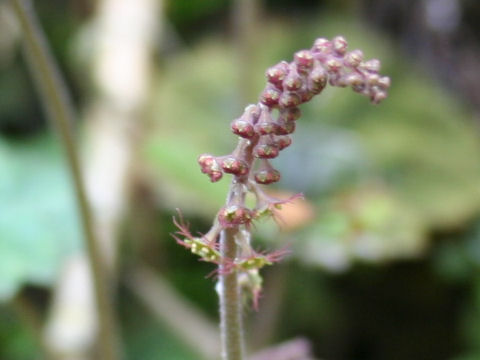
[260,87,281,107]
[245,104,261,121]
[198,154,216,169]
[345,73,365,92]
[308,65,328,94]
[361,59,381,73]
[371,90,387,104]
[345,73,363,86]
[275,119,296,135]
[231,118,255,138]
[282,107,301,121]
[266,61,289,88]
[255,144,280,159]
[256,122,278,135]
[312,38,331,53]
[336,75,350,88]
[254,169,281,184]
[278,92,301,108]
[294,50,314,73]
[324,58,342,73]
[209,170,223,182]
[344,49,363,68]
[332,36,348,55]
[198,154,224,182]
[300,91,314,102]
[218,205,252,227]
[283,70,303,91]
[255,109,277,135]
[366,73,380,87]
[275,135,292,150]
[377,76,391,90]
[221,156,249,176]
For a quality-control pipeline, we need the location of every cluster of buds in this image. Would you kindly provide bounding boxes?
[175,36,389,308]
[262,35,390,107]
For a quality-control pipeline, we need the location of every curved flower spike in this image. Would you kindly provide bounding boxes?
[175,36,388,318]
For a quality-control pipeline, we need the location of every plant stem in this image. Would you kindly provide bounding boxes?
[219,227,245,360]
[218,130,260,360]
[10,1,118,359]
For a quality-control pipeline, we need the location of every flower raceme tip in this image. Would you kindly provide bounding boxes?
[175,35,389,309]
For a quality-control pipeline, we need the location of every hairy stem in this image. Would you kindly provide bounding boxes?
[219,227,245,360]
[218,126,260,359]
[9,1,118,359]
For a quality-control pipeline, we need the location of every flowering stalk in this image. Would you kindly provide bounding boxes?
[174,36,389,360]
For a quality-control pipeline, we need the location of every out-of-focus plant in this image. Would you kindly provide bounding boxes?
[173,35,389,360]
[9,0,118,359]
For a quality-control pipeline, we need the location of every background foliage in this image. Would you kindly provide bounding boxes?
[2,0,480,359]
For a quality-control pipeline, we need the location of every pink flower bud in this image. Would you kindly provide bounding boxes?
[332,36,348,55]
[209,170,223,182]
[308,65,328,94]
[260,87,281,107]
[311,38,331,53]
[198,154,224,182]
[275,135,292,150]
[366,73,380,87]
[361,59,381,73]
[294,50,314,73]
[231,118,255,138]
[198,154,215,169]
[254,169,281,184]
[345,73,365,92]
[344,50,364,68]
[255,109,276,135]
[221,156,249,176]
[281,107,301,121]
[371,90,387,104]
[324,58,342,73]
[299,91,314,103]
[218,205,252,227]
[266,61,289,88]
[275,119,296,135]
[377,76,391,90]
[254,144,280,159]
[283,71,303,91]
[278,92,301,108]
[244,104,261,121]
[256,122,278,135]
[335,75,349,88]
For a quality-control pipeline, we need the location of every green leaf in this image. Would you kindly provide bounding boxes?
[0,136,81,301]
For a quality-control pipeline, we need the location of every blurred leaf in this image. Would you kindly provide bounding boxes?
[122,290,199,360]
[296,185,425,271]
[0,306,37,360]
[0,136,81,301]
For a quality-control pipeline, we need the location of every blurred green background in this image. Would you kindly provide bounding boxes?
[2,0,480,359]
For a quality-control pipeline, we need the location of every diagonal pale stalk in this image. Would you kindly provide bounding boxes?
[9,1,118,359]
[127,266,221,359]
